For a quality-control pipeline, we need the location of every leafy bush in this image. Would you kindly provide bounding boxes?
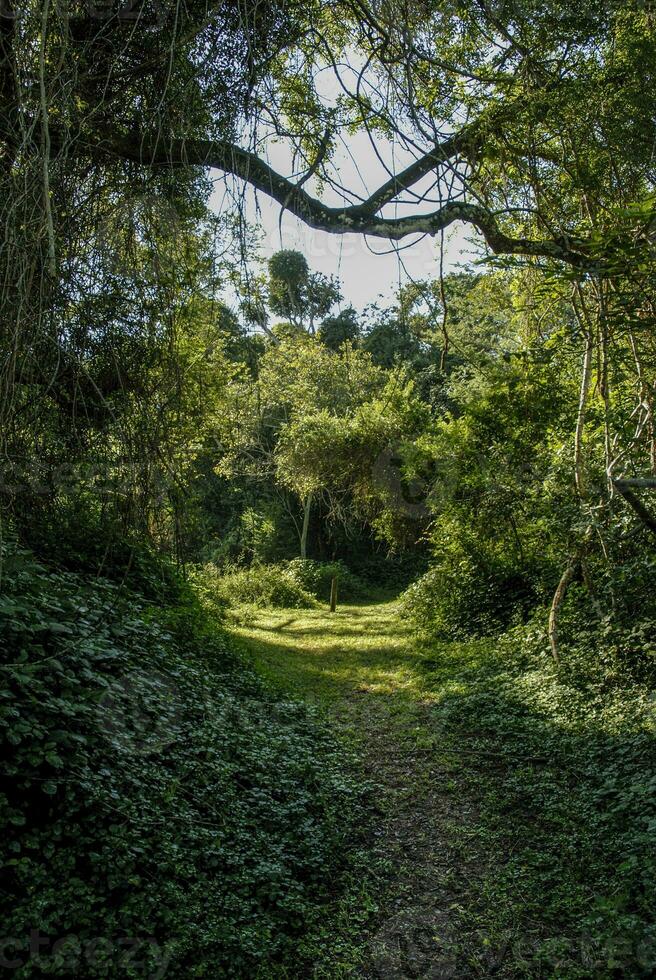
[206,562,318,609]
[415,618,656,977]
[285,558,367,602]
[198,559,368,612]
[400,550,540,639]
[0,541,368,977]
[17,504,186,603]
[186,562,232,620]
[346,549,428,591]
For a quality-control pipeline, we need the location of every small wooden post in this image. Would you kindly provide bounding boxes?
[329,575,338,613]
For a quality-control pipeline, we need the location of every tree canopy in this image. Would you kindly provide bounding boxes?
[4,5,656,976]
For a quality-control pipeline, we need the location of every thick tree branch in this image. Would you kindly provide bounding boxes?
[66,127,590,266]
[613,478,656,537]
[361,127,476,213]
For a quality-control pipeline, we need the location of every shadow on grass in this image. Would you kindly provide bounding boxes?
[234,600,656,976]
[234,603,433,703]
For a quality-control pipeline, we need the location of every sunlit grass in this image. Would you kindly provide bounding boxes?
[230,597,656,978]
[230,600,438,705]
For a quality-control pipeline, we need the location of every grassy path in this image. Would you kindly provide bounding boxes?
[231,599,655,979]
[230,600,492,979]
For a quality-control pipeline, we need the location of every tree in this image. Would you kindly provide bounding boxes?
[318,307,360,351]
[215,332,429,557]
[266,250,341,334]
[7,0,656,302]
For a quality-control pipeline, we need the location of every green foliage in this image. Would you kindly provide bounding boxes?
[414,619,656,977]
[267,249,341,331]
[236,504,297,564]
[201,559,369,610]
[15,506,186,603]
[268,249,310,310]
[345,548,429,590]
[217,332,431,556]
[318,306,360,350]
[285,558,367,602]
[362,307,437,381]
[0,540,368,977]
[401,553,540,639]
[553,559,656,686]
[397,336,578,637]
[206,562,319,609]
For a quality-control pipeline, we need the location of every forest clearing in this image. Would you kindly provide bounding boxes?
[3,0,656,977]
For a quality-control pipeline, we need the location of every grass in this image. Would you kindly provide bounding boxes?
[230,599,656,979]
[230,599,424,703]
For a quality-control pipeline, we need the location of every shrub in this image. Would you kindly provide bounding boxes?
[17,504,185,603]
[186,562,231,620]
[0,541,367,977]
[206,562,318,609]
[400,552,539,639]
[347,550,429,591]
[198,560,368,612]
[285,558,367,602]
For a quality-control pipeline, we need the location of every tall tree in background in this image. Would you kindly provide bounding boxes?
[267,250,341,335]
[2,0,656,622]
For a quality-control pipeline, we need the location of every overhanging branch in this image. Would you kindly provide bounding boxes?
[68,127,590,266]
[613,478,656,538]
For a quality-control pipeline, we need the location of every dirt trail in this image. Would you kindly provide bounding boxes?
[232,601,496,979]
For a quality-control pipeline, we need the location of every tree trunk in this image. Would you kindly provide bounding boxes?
[300,491,312,559]
[329,575,338,613]
[574,323,594,496]
[548,561,577,664]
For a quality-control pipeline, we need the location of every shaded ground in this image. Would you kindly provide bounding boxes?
[231,600,656,979]
[231,601,493,978]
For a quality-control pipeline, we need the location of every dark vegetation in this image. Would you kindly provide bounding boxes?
[2,0,656,975]
[406,619,656,977]
[1,536,369,977]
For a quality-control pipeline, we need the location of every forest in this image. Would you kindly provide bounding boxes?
[2,0,656,976]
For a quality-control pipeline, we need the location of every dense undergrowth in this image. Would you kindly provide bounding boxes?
[0,539,369,978]
[400,558,656,976]
[413,619,656,977]
[200,558,369,612]
[4,518,656,978]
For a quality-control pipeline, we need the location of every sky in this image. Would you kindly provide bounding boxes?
[210,126,484,313]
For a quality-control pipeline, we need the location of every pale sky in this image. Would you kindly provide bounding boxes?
[210,126,484,313]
